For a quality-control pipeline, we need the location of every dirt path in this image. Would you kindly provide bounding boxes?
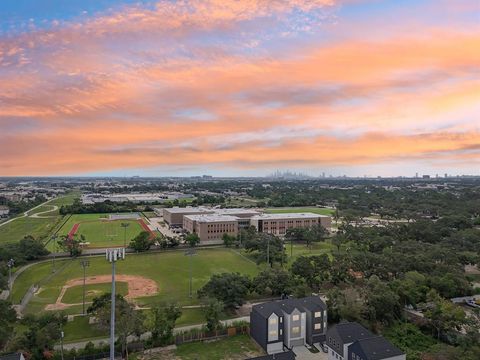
[29,205,59,218]
[45,274,158,311]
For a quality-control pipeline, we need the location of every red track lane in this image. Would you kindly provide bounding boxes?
[138,219,155,239]
[68,223,80,239]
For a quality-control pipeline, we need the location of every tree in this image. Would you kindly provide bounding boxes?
[290,254,331,290]
[222,233,236,247]
[326,288,365,324]
[198,273,251,309]
[185,233,200,247]
[146,303,182,346]
[129,231,152,252]
[58,235,82,257]
[244,233,286,266]
[425,289,467,340]
[0,300,17,351]
[252,268,293,297]
[305,224,328,249]
[202,298,224,332]
[363,275,401,326]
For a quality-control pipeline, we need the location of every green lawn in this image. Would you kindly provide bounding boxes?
[13,248,260,314]
[63,316,107,342]
[62,282,129,304]
[175,334,263,360]
[0,192,80,245]
[265,207,335,216]
[57,214,146,248]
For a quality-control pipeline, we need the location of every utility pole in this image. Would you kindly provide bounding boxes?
[121,222,130,248]
[60,328,65,360]
[106,248,125,360]
[184,249,197,298]
[80,260,90,316]
[7,258,15,291]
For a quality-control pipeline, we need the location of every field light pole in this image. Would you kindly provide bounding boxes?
[106,248,125,360]
[184,249,197,298]
[80,260,90,316]
[121,222,130,248]
[7,258,15,291]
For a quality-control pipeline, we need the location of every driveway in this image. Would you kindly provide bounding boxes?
[293,345,328,360]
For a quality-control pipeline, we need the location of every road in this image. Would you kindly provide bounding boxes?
[29,205,59,218]
[0,196,64,228]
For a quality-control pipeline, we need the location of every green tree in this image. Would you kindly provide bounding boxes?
[198,273,251,309]
[252,268,293,296]
[222,233,236,248]
[185,233,200,247]
[0,300,17,351]
[146,303,182,346]
[425,289,467,340]
[129,231,152,252]
[290,254,331,290]
[363,275,401,326]
[202,298,224,332]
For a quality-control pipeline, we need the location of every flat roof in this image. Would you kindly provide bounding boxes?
[184,214,239,222]
[214,208,260,215]
[251,212,326,220]
[163,207,213,214]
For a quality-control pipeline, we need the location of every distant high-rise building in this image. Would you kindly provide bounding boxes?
[415,172,419,178]
[445,173,448,178]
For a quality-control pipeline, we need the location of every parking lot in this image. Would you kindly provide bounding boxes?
[293,345,328,360]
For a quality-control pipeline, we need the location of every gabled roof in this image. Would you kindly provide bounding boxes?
[327,322,374,345]
[252,296,327,319]
[350,336,405,360]
[0,353,24,360]
[246,350,296,360]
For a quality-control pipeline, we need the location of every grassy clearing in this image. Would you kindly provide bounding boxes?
[265,207,334,216]
[13,248,260,312]
[62,282,129,304]
[57,214,145,248]
[174,334,263,360]
[0,192,80,245]
[63,316,107,342]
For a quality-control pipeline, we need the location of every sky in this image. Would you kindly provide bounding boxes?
[0,0,479,177]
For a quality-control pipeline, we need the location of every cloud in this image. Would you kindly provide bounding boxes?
[0,0,478,175]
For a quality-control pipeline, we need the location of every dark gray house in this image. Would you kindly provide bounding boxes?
[326,322,405,360]
[250,296,327,354]
[0,354,25,360]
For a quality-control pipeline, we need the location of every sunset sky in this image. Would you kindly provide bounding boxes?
[1,0,479,177]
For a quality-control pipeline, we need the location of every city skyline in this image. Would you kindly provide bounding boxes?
[1,0,479,177]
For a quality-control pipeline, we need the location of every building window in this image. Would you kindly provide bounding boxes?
[314,323,321,330]
[280,329,282,335]
[314,311,321,318]
[292,326,300,334]
[292,314,300,321]
[269,330,277,337]
[280,317,282,323]
[269,318,277,325]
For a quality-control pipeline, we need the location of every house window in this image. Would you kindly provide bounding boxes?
[269,318,277,325]
[292,326,300,334]
[314,323,321,330]
[292,314,300,321]
[280,329,283,335]
[280,317,282,323]
[314,311,321,318]
[269,330,277,337]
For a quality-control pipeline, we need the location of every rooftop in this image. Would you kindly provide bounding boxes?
[351,336,405,360]
[251,212,326,220]
[184,214,239,222]
[328,322,374,344]
[252,296,327,318]
[164,207,213,214]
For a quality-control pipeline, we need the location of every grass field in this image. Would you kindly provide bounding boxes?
[12,248,260,316]
[56,214,147,248]
[265,207,335,216]
[174,334,263,360]
[0,192,80,245]
[62,282,129,304]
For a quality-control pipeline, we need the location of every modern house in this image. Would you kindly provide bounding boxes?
[326,322,405,360]
[250,296,328,354]
[0,353,26,360]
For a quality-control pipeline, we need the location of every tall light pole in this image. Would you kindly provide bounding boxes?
[80,260,90,316]
[121,223,130,248]
[184,249,197,298]
[106,248,125,360]
[7,258,15,291]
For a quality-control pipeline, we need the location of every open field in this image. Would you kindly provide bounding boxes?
[12,248,260,316]
[265,207,335,216]
[56,213,151,248]
[174,334,263,360]
[62,282,129,304]
[0,192,80,245]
